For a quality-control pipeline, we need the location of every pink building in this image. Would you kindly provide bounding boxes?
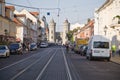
[76,19,94,40]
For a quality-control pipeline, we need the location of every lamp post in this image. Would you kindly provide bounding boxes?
[104,25,108,36]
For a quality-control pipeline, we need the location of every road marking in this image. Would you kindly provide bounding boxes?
[0,48,51,71]
[10,49,52,80]
[62,48,72,80]
[35,50,57,80]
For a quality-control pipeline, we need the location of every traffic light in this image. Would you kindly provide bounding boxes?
[47,12,50,15]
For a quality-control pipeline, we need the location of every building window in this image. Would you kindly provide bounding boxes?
[115,0,118,6]
[65,36,67,39]
[0,3,2,15]
[51,36,53,39]
[51,30,53,34]
[10,11,14,20]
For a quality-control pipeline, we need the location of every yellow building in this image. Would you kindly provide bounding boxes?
[0,1,16,44]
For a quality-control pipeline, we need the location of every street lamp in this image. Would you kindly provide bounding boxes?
[104,25,108,36]
[116,29,120,35]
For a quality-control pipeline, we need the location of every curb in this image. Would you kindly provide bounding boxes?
[110,57,120,65]
[110,60,120,65]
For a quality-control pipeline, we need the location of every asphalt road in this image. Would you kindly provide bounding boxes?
[0,45,120,80]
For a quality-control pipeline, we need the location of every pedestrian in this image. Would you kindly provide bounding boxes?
[111,44,116,57]
[65,43,69,53]
[22,43,26,51]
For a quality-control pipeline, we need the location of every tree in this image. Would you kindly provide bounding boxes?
[66,30,73,42]
[87,18,91,23]
[73,28,78,33]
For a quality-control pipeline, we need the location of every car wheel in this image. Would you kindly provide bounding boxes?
[5,53,8,57]
[5,53,9,58]
[107,58,110,61]
[7,53,10,57]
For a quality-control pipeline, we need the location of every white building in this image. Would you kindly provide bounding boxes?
[40,16,49,41]
[62,19,70,44]
[19,9,38,43]
[94,0,120,49]
[13,15,26,43]
[48,19,56,43]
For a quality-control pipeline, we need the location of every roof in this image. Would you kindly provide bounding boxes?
[80,19,94,31]
[5,6,15,11]
[96,0,113,12]
[13,18,22,26]
[30,12,39,16]
[14,14,26,17]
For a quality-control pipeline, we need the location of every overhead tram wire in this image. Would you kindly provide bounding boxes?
[57,0,60,31]
[4,1,60,18]
[4,1,60,11]
[27,0,33,7]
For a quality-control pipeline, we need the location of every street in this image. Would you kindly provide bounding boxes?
[0,45,120,80]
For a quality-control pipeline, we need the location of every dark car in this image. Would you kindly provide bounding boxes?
[9,43,23,54]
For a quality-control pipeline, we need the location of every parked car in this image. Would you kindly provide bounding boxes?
[86,35,111,61]
[9,43,23,54]
[30,43,37,51]
[0,45,10,57]
[40,42,48,48]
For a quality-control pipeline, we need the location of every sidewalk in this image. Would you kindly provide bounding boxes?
[110,53,120,64]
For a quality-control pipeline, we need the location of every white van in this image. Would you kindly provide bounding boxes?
[86,35,111,61]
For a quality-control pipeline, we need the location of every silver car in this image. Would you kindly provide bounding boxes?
[40,42,48,48]
[0,45,10,57]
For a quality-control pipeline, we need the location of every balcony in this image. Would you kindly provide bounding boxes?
[110,19,120,28]
[110,15,120,28]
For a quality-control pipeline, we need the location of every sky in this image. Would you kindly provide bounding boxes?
[6,0,106,32]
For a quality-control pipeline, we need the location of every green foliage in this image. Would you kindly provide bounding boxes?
[66,30,73,42]
[113,15,120,19]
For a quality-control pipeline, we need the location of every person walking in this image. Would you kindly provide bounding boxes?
[65,43,69,53]
[111,44,116,57]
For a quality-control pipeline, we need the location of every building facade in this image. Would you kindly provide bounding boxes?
[48,19,56,43]
[94,0,120,49]
[0,2,16,44]
[62,19,70,44]
[77,19,94,40]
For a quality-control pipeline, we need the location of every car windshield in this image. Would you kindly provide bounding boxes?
[10,44,19,49]
[0,46,6,50]
[41,43,46,45]
[93,41,109,49]
[31,44,35,47]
